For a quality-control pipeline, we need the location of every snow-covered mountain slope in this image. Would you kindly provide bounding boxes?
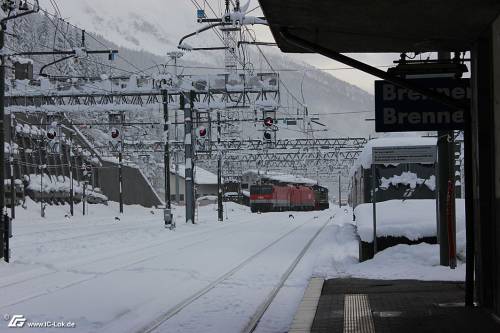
[39,0,216,62]
[36,0,375,137]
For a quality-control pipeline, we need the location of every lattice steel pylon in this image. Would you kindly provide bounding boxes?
[222,0,239,74]
[222,28,238,73]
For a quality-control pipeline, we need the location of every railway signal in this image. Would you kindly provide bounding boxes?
[46,128,57,140]
[263,131,272,141]
[197,126,208,139]
[82,163,92,177]
[110,127,120,139]
[46,125,61,154]
[264,116,274,127]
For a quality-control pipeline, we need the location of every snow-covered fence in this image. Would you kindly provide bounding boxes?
[5,112,105,207]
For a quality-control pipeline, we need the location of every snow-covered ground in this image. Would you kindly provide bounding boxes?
[0,200,465,332]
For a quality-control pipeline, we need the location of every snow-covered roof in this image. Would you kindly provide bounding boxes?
[171,165,218,185]
[244,169,318,186]
[351,134,437,175]
[11,56,34,65]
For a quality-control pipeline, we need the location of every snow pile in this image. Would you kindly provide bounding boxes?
[354,199,465,243]
[345,243,465,281]
[312,207,466,282]
[380,172,436,191]
[312,221,360,279]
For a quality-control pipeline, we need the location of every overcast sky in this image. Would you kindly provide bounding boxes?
[38,0,400,93]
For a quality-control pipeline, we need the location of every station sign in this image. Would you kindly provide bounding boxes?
[372,145,437,165]
[375,78,470,132]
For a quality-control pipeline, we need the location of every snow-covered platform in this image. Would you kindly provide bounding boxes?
[302,278,500,333]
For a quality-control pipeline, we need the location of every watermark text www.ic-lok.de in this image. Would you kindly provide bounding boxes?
[5,314,76,329]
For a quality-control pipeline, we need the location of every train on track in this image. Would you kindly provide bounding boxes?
[250,184,329,212]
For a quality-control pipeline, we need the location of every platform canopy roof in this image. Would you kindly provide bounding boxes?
[259,0,500,53]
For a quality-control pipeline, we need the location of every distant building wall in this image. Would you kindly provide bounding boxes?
[14,62,33,80]
[167,173,217,204]
[99,161,163,208]
[196,184,217,197]
[168,172,186,203]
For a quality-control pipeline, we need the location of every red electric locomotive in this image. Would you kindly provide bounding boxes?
[290,186,315,211]
[249,184,290,212]
[250,184,322,212]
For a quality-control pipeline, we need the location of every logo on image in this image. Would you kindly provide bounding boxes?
[8,315,27,328]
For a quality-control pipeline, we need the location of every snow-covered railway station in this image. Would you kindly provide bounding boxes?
[0,1,499,332]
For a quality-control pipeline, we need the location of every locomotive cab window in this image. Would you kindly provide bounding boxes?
[250,185,273,194]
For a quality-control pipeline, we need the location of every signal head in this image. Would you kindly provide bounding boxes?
[263,131,272,141]
[264,117,274,127]
[197,126,207,138]
[47,129,57,140]
[111,128,120,139]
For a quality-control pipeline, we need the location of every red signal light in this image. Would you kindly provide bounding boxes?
[264,117,274,127]
[198,126,207,138]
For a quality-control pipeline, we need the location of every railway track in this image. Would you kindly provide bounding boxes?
[242,214,334,333]
[138,214,333,333]
[0,213,270,307]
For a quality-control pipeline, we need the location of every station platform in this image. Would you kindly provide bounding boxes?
[289,278,500,333]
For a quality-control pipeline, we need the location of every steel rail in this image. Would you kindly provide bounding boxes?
[242,215,333,333]
[139,214,332,333]
[138,215,330,333]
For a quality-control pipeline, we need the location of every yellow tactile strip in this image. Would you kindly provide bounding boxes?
[343,294,376,333]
